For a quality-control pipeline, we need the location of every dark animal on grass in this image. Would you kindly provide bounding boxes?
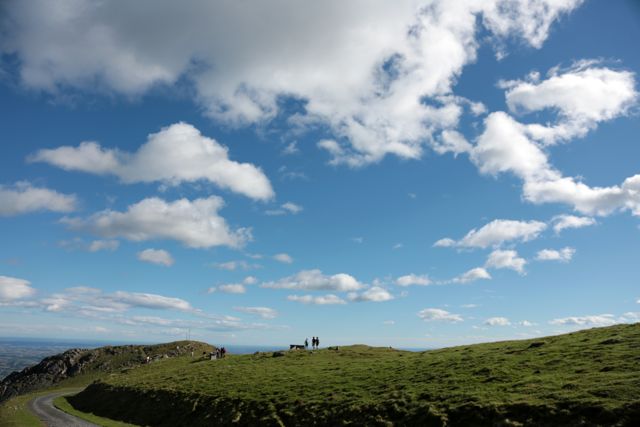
[289,344,305,350]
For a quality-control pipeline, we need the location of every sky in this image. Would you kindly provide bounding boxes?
[0,0,639,348]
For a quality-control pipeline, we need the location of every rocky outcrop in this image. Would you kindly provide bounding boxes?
[0,340,213,403]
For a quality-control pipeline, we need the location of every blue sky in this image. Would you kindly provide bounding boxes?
[1,0,639,347]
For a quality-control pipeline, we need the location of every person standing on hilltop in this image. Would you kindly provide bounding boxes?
[305,338,309,349]
[316,337,320,349]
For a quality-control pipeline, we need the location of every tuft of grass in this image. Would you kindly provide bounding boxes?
[68,324,640,426]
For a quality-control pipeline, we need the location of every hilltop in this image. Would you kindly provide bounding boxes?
[67,324,640,426]
[0,340,213,403]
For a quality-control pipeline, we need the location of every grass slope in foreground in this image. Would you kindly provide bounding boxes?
[70,324,640,426]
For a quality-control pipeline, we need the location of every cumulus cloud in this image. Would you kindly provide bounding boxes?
[213,260,260,271]
[470,64,640,218]
[485,249,526,274]
[287,294,346,305]
[0,275,36,301]
[484,316,511,326]
[417,308,463,322]
[503,62,637,145]
[29,123,273,200]
[549,314,616,327]
[261,269,364,292]
[536,247,575,262]
[0,182,77,216]
[137,249,174,266]
[437,219,546,249]
[471,112,557,182]
[218,284,247,294]
[62,196,250,249]
[522,175,640,217]
[273,253,293,264]
[243,276,258,285]
[552,214,596,234]
[452,267,492,284]
[347,286,394,303]
[88,240,119,252]
[233,306,278,319]
[265,202,303,216]
[395,274,431,287]
[2,0,583,166]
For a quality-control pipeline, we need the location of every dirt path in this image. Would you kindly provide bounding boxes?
[28,390,98,427]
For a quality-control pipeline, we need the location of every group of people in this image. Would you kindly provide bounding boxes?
[304,336,320,350]
[205,347,226,360]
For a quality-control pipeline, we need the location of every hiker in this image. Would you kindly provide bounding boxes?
[221,347,227,358]
[312,336,317,350]
[305,338,309,349]
[316,337,320,349]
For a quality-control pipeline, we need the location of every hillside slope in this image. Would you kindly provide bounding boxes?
[0,340,213,403]
[70,324,640,426]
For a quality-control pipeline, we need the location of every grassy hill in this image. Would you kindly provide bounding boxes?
[69,324,640,426]
[0,340,213,403]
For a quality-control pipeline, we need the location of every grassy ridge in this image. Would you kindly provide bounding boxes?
[70,324,640,426]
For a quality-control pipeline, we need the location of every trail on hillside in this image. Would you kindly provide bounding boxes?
[28,390,97,427]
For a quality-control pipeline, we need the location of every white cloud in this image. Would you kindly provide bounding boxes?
[485,249,526,274]
[0,182,77,216]
[0,275,36,301]
[233,306,278,319]
[519,320,535,327]
[88,240,119,252]
[218,284,246,294]
[433,238,456,248]
[347,286,394,303]
[2,0,583,166]
[471,112,557,182]
[433,130,472,156]
[213,260,260,271]
[549,314,617,327]
[282,142,299,155]
[503,62,637,145]
[523,175,640,217]
[417,308,463,322]
[482,0,584,49]
[29,123,274,200]
[536,247,575,262]
[552,214,596,234]
[243,276,258,285]
[265,202,303,216]
[452,267,492,284]
[436,219,547,249]
[111,291,193,312]
[395,274,431,287]
[137,249,175,266]
[62,196,250,249]
[469,64,640,219]
[273,253,293,264]
[261,269,364,292]
[287,294,346,305]
[484,316,510,326]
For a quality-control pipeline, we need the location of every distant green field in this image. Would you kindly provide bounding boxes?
[69,323,640,426]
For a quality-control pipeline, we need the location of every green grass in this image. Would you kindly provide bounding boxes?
[67,323,640,426]
[54,395,138,427]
